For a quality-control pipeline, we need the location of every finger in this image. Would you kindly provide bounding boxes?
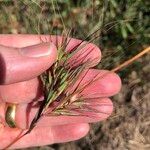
[66,41,101,68]
[0,69,121,103]
[0,34,101,66]
[0,42,57,84]
[0,123,89,149]
[25,98,113,127]
[70,69,122,98]
[0,98,112,129]
[29,98,113,127]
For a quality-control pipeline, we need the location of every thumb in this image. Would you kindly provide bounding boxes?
[0,42,57,85]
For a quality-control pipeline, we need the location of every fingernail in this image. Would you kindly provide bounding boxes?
[20,42,52,58]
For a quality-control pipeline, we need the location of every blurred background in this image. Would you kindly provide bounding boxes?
[0,0,149,149]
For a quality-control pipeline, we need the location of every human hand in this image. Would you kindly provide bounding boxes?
[0,35,121,149]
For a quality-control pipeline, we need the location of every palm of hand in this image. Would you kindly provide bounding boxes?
[0,35,121,149]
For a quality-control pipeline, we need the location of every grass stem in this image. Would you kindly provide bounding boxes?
[111,46,150,72]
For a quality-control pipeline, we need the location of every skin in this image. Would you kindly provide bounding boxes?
[0,35,121,149]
